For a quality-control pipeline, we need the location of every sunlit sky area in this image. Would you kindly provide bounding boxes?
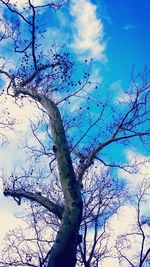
[0,0,150,266]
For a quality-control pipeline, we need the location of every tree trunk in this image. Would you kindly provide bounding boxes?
[39,95,83,267]
[47,209,82,267]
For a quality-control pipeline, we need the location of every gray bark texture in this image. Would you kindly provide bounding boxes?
[39,95,83,267]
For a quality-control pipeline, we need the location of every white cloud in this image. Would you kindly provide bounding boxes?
[31,0,48,5]
[0,94,41,134]
[70,0,106,61]
[115,91,135,105]
[101,203,150,267]
[119,150,150,188]
[0,95,43,249]
[116,91,131,104]
[97,205,137,267]
[3,0,27,9]
[0,92,43,182]
[8,0,47,8]
[8,0,65,9]
[109,80,129,104]
[0,181,27,246]
[110,205,137,234]
[0,196,26,240]
[110,80,135,104]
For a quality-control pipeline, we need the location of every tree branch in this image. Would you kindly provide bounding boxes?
[140,247,150,267]
[3,188,64,220]
[0,0,31,24]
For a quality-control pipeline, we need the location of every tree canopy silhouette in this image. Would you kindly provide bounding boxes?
[0,1,150,267]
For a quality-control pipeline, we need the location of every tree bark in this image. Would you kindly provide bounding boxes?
[38,95,83,267]
[12,92,83,267]
[3,189,64,220]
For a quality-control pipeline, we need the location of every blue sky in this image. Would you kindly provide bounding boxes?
[0,0,149,195]
[0,1,150,265]
[101,0,150,84]
[51,0,150,85]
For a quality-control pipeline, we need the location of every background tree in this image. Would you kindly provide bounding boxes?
[0,1,150,267]
[0,95,15,144]
[115,178,150,267]
[0,163,126,267]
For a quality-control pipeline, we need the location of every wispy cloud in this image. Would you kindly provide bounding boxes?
[3,0,55,10]
[110,80,136,105]
[123,24,136,31]
[118,150,150,187]
[116,91,134,104]
[70,0,106,62]
[0,199,26,240]
[110,80,123,91]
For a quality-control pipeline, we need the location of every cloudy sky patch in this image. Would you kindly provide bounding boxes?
[70,0,106,61]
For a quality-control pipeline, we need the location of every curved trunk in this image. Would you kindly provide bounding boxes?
[47,209,82,267]
[39,95,83,267]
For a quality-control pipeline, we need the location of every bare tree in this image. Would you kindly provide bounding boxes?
[75,167,125,267]
[0,1,150,267]
[115,178,150,267]
[0,158,126,267]
[0,97,15,145]
[0,203,56,267]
